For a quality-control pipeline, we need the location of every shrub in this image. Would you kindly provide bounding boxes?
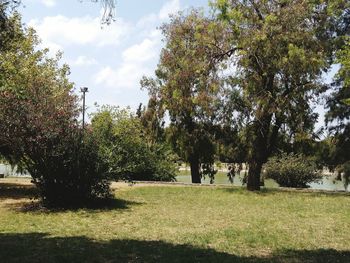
[29,130,111,207]
[105,138,177,182]
[148,145,178,182]
[263,153,322,188]
[91,106,177,182]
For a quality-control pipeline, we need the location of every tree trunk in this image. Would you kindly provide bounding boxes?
[190,158,201,184]
[246,76,280,191]
[247,113,273,191]
[247,160,263,191]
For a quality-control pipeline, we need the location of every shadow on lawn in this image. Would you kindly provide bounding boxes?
[0,182,142,212]
[0,183,37,200]
[4,197,143,213]
[0,233,349,263]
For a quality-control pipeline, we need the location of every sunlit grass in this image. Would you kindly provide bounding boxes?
[0,178,349,262]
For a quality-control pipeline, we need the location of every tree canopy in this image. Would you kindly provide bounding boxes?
[142,10,230,183]
[0,13,111,206]
[211,0,348,190]
[325,38,350,171]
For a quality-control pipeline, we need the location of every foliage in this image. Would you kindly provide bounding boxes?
[263,154,322,188]
[327,38,350,128]
[141,10,229,183]
[211,0,348,190]
[0,14,111,206]
[336,38,350,88]
[337,161,350,190]
[324,35,350,189]
[326,38,350,170]
[136,100,166,146]
[199,163,217,184]
[33,130,111,207]
[214,125,248,164]
[91,106,177,182]
[313,138,332,169]
[90,0,116,24]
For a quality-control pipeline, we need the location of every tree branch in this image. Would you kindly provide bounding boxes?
[213,47,242,62]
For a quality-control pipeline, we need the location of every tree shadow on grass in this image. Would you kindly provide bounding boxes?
[4,197,143,213]
[220,187,274,196]
[0,182,142,213]
[0,183,38,200]
[0,233,349,263]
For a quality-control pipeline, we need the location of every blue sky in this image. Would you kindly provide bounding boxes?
[19,0,208,114]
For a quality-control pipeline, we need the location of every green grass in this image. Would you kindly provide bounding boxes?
[0,179,349,262]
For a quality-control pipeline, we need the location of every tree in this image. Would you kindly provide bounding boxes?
[0,1,21,51]
[326,38,350,173]
[212,0,348,190]
[0,14,111,206]
[215,125,247,164]
[141,10,229,183]
[136,100,166,146]
[0,13,77,162]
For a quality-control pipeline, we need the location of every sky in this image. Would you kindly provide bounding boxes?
[18,0,209,114]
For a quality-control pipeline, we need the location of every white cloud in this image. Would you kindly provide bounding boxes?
[94,32,161,91]
[159,0,181,20]
[43,41,62,56]
[95,66,116,87]
[95,64,149,91]
[137,0,181,29]
[71,56,98,66]
[136,13,158,28]
[93,1,180,93]
[29,0,179,54]
[28,0,182,104]
[28,15,130,50]
[122,38,158,63]
[41,0,56,7]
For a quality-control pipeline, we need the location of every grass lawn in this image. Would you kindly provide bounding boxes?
[0,178,349,262]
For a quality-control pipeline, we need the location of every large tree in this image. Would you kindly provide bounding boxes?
[326,38,350,168]
[141,10,229,183]
[212,0,348,190]
[0,13,78,160]
[0,13,111,206]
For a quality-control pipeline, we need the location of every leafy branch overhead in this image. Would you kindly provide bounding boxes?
[90,0,117,24]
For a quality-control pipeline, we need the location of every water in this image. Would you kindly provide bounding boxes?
[176,170,348,191]
[1,162,347,191]
[0,164,31,177]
